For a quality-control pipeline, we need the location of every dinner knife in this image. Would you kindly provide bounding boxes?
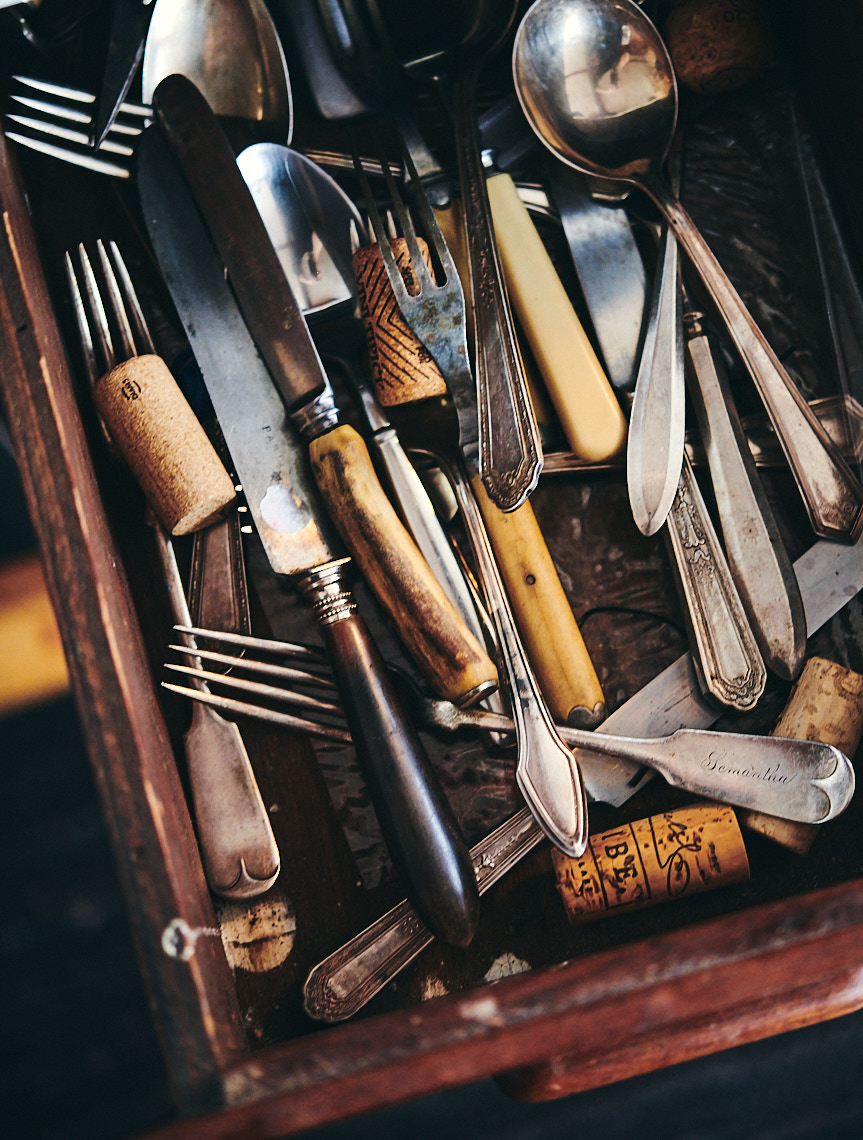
[149,74,495,709]
[137,124,480,948]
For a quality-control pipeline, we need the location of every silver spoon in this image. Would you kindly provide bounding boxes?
[141,0,292,150]
[513,0,863,545]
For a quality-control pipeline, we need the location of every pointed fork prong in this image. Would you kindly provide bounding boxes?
[161,684,354,745]
[64,250,101,387]
[173,624,331,666]
[106,241,157,355]
[167,644,338,691]
[165,663,344,716]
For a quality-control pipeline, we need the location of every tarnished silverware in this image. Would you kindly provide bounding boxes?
[627,220,686,535]
[163,624,854,825]
[514,0,863,545]
[65,240,280,898]
[684,305,807,681]
[666,455,767,711]
[352,141,592,857]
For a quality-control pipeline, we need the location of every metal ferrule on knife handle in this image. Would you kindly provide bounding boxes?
[151,74,496,706]
[666,454,767,711]
[137,121,480,947]
[296,558,480,948]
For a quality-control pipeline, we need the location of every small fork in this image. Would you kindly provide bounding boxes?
[4,75,404,180]
[65,241,281,899]
[7,76,152,178]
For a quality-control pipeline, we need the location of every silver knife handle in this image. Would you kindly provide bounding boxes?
[666,455,767,711]
[303,807,544,1022]
[451,70,542,512]
[297,558,480,949]
[684,310,807,681]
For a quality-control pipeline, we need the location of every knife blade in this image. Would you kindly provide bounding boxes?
[137,123,480,948]
[149,73,496,709]
[92,0,153,150]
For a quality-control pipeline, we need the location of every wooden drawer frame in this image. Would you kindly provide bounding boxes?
[4,3,863,1134]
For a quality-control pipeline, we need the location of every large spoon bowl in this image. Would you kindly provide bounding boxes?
[514,0,677,182]
[513,0,863,544]
[142,0,292,146]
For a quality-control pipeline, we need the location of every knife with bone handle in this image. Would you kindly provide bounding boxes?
[149,74,496,709]
[137,122,480,947]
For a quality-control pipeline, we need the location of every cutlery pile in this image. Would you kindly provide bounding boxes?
[4,0,863,1008]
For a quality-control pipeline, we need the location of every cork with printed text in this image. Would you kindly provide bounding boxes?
[552,804,749,924]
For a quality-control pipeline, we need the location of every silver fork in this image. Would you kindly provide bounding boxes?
[163,623,855,827]
[4,75,403,180]
[6,76,152,177]
[66,240,280,899]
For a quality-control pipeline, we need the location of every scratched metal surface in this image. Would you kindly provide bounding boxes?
[245,70,863,889]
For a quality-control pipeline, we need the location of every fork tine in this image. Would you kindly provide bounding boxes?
[64,251,100,387]
[161,684,354,745]
[106,241,157,354]
[77,243,117,373]
[6,113,137,156]
[11,75,152,118]
[173,624,332,665]
[165,663,344,716]
[97,239,137,360]
[6,131,133,178]
[10,94,148,138]
[167,644,337,690]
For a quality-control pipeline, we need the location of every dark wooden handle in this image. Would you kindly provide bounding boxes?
[309,423,498,706]
[299,562,479,947]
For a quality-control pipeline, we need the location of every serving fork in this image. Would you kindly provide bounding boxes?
[65,239,280,899]
[4,75,402,179]
[163,624,855,828]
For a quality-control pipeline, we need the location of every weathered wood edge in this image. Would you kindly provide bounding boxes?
[138,878,863,1137]
[0,127,247,1112]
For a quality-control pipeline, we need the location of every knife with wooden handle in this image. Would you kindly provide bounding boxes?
[137,121,480,947]
[150,74,496,708]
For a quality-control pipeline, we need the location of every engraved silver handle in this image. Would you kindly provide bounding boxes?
[451,68,542,512]
[666,455,767,711]
[303,807,543,1022]
[441,455,589,857]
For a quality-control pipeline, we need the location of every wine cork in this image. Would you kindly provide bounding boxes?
[552,804,749,924]
[93,354,236,535]
[664,0,772,94]
[737,657,863,854]
[353,238,448,406]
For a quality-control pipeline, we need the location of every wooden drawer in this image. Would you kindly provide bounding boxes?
[3,2,863,1135]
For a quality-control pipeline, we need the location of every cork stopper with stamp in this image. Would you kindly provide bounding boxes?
[351,216,448,407]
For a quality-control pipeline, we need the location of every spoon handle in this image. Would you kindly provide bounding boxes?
[648,175,863,544]
[666,453,767,711]
[450,67,542,512]
[442,454,589,858]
